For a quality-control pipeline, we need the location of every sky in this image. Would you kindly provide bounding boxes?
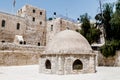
[0,0,116,20]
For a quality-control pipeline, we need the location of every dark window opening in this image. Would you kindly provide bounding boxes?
[73,59,83,70]
[24,41,26,45]
[45,59,51,69]
[19,41,23,44]
[40,12,42,15]
[1,20,5,27]
[1,40,5,43]
[40,21,42,25]
[51,25,53,31]
[33,9,36,13]
[17,23,20,30]
[33,17,35,22]
[38,42,40,46]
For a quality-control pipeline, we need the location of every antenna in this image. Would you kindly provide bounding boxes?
[99,0,104,19]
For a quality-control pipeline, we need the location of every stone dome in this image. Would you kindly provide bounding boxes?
[44,30,92,54]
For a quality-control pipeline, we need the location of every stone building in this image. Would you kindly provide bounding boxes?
[39,30,96,74]
[47,18,80,44]
[0,4,46,46]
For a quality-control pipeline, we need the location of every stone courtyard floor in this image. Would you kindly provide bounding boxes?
[0,65,120,80]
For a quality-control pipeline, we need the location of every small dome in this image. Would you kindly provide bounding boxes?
[45,30,92,54]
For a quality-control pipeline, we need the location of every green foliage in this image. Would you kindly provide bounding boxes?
[100,43,115,58]
[76,13,101,44]
[110,1,120,40]
[100,40,120,58]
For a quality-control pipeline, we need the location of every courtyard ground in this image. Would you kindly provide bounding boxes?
[0,65,120,80]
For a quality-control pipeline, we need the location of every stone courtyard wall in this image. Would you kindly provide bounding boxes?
[0,42,45,66]
[97,51,120,66]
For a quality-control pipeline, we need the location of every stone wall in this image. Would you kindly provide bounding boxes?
[40,54,96,74]
[46,18,81,44]
[0,42,45,66]
[0,4,46,46]
[97,51,120,66]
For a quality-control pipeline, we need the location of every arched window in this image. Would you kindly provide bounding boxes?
[73,59,83,70]
[45,59,51,69]
[1,20,5,27]
[17,23,20,30]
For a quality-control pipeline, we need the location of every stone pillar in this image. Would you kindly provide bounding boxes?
[57,55,64,74]
[89,55,96,73]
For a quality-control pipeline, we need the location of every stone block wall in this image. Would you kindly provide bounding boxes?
[39,54,96,75]
[0,42,45,66]
[97,51,120,66]
[46,18,80,44]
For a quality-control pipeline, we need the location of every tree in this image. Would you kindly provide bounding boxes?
[100,0,120,57]
[95,3,113,40]
[110,0,120,40]
[77,13,101,44]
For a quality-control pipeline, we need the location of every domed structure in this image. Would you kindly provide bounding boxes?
[45,30,92,54]
[39,30,96,75]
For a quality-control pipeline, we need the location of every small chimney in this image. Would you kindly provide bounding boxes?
[53,12,56,19]
[77,18,80,23]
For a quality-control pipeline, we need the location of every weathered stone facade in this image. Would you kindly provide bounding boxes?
[0,42,44,66]
[97,51,120,66]
[0,4,81,66]
[0,5,46,46]
[40,54,96,74]
[40,30,96,74]
[47,18,80,44]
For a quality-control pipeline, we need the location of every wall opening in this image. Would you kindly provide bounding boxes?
[73,59,83,70]
[51,25,53,31]
[24,41,26,45]
[1,20,5,27]
[40,12,42,15]
[19,41,23,44]
[38,42,40,46]
[1,40,5,43]
[45,59,51,69]
[33,9,36,13]
[33,17,35,22]
[17,23,20,30]
[40,21,42,25]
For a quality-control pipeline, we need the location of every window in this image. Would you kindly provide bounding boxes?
[40,21,42,25]
[73,59,83,70]
[24,41,26,45]
[1,20,5,27]
[16,23,20,30]
[19,41,23,44]
[38,42,40,46]
[32,17,35,22]
[40,12,42,15]
[45,59,51,69]
[1,40,5,43]
[51,25,53,31]
[33,9,36,13]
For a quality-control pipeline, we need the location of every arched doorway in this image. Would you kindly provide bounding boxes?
[73,59,83,70]
[45,59,51,69]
